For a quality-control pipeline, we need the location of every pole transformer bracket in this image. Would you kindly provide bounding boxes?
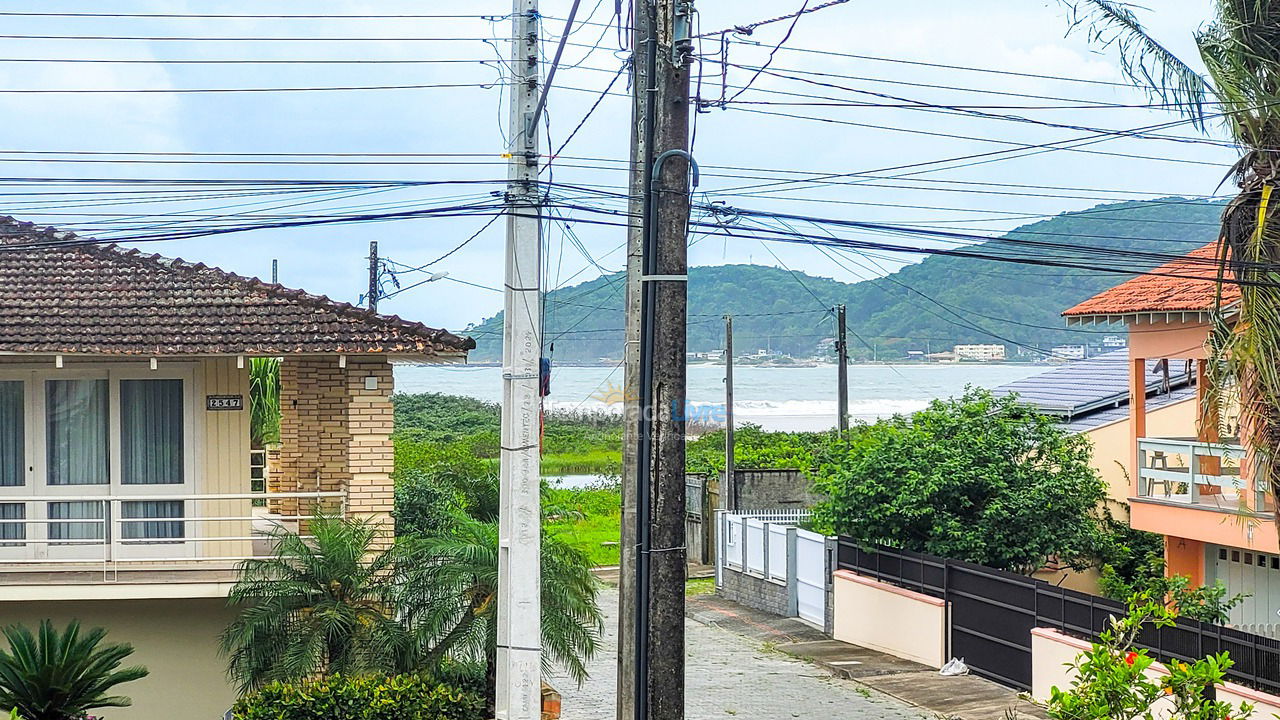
[672,1,696,66]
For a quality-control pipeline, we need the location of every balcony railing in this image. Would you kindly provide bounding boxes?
[1136,437,1273,512]
[0,491,345,573]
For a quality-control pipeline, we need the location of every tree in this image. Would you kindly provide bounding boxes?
[0,620,148,720]
[220,515,410,691]
[811,389,1106,572]
[398,513,602,697]
[1059,0,1280,528]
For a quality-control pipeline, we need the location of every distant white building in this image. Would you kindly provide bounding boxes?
[953,343,1007,362]
[1102,335,1127,349]
[1051,344,1087,361]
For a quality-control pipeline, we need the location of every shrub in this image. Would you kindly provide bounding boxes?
[231,674,486,720]
[1040,593,1252,720]
[1099,555,1248,625]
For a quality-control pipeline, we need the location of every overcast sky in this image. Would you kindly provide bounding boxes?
[0,1,1236,333]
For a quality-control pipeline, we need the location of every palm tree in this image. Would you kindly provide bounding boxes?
[220,514,409,691]
[397,513,603,691]
[1060,0,1280,522]
[0,620,148,720]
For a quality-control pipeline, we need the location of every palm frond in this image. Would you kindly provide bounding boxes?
[0,620,147,720]
[1059,0,1211,129]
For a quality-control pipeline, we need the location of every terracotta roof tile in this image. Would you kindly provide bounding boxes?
[0,217,475,356]
[1061,242,1240,318]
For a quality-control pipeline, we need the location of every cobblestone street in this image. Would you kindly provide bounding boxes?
[550,586,929,719]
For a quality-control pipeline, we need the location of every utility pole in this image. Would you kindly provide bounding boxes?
[836,304,848,434]
[616,0,654,712]
[496,1,543,718]
[724,314,736,511]
[630,0,696,718]
[367,241,379,312]
[271,258,278,284]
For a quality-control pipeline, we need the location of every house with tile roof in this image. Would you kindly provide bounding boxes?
[1062,242,1280,636]
[0,218,473,720]
[995,351,1198,515]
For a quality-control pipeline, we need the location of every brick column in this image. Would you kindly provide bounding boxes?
[277,356,396,550]
[344,357,395,549]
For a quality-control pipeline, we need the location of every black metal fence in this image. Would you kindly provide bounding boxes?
[836,538,1280,694]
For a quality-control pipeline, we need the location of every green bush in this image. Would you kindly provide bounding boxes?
[811,389,1107,573]
[231,674,486,720]
[685,424,834,475]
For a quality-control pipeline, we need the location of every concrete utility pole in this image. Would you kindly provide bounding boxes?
[836,304,848,433]
[496,1,543,718]
[367,241,379,312]
[616,0,653,714]
[630,0,696,718]
[271,258,278,284]
[724,314,736,511]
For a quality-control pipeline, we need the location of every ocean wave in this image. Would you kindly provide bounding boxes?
[547,397,928,418]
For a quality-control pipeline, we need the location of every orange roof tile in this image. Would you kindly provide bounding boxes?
[1061,242,1240,318]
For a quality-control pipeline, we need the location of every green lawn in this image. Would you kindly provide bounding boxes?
[544,484,622,567]
[546,511,621,567]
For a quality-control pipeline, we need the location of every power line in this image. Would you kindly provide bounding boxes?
[0,82,501,94]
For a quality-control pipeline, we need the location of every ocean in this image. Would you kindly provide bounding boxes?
[395,362,1043,432]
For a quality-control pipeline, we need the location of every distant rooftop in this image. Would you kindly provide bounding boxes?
[1061,243,1239,323]
[994,351,1195,432]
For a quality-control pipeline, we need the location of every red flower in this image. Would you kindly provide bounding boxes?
[1124,652,1138,666]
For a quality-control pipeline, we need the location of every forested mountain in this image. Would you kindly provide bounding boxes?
[464,198,1224,362]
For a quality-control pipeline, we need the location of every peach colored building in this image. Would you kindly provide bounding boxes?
[1063,243,1280,635]
[0,218,473,719]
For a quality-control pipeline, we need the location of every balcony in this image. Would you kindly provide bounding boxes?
[1135,437,1272,513]
[0,490,344,596]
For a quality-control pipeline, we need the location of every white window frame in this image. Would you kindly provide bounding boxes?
[0,362,200,561]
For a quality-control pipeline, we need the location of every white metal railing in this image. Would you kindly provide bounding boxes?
[1233,623,1280,640]
[0,491,345,571]
[721,510,810,578]
[1136,437,1272,512]
[715,509,829,628]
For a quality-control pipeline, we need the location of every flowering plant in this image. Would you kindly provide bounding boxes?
[1043,593,1253,720]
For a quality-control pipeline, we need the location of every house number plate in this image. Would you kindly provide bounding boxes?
[206,395,245,411]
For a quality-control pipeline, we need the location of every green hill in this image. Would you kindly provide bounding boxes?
[463,197,1224,362]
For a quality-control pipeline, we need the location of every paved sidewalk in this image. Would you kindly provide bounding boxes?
[687,593,1046,720]
[552,585,930,719]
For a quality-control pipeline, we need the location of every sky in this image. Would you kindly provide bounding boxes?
[0,1,1239,334]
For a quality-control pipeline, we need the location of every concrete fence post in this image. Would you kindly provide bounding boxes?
[740,516,748,571]
[761,522,771,580]
[785,526,799,617]
[714,509,724,589]
[824,536,838,636]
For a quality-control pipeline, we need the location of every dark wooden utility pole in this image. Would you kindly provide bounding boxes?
[836,304,848,433]
[724,314,736,511]
[367,241,380,312]
[629,0,696,718]
[616,0,653,714]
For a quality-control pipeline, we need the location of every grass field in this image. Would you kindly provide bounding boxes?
[544,483,622,567]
